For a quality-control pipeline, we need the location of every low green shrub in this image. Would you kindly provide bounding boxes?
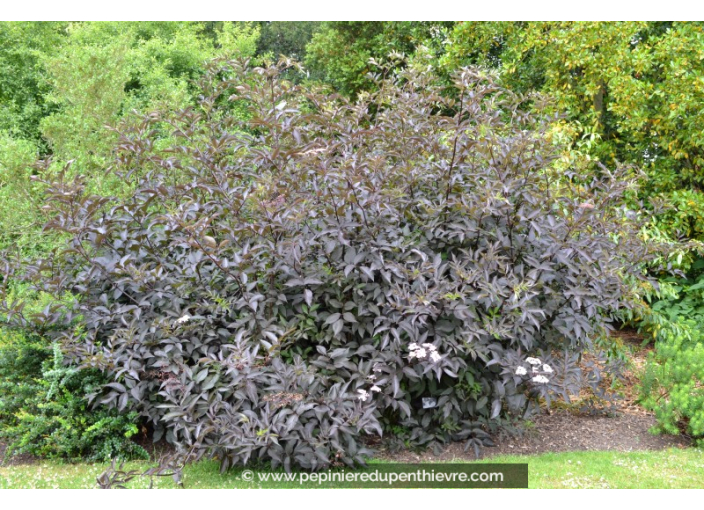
[640,318,704,443]
[0,328,46,426]
[628,253,704,443]
[0,332,147,462]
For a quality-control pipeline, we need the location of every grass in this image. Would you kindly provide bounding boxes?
[0,448,702,489]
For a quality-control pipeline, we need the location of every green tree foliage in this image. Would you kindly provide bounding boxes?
[0,21,260,255]
[255,21,321,61]
[444,22,704,240]
[0,132,50,254]
[0,22,67,147]
[40,22,260,174]
[305,22,453,96]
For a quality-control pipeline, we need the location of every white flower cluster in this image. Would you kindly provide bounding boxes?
[408,342,442,363]
[175,314,191,325]
[357,389,371,401]
[357,373,383,401]
[357,385,382,401]
[515,357,553,384]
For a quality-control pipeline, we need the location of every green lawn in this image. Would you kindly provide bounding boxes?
[0,448,702,489]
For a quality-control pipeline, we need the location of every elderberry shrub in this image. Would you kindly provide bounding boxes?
[2,57,660,471]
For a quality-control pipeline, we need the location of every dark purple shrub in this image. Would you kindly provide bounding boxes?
[2,57,659,470]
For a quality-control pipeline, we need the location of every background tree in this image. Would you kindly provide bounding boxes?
[255,21,321,61]
[0,22,67,148]
[443,21,704,242]
[0,21,259,254]
[305,21,454,96]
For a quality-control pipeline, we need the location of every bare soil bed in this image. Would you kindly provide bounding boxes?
[379,410,690,463]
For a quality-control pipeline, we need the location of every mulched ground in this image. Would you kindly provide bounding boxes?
[378,411,691,463]
[1,328,693,467]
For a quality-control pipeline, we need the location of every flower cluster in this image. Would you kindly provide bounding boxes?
[408,342,442,363]
[515,357,554,384]
[356,373,383,401]
[356,389,371,401]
